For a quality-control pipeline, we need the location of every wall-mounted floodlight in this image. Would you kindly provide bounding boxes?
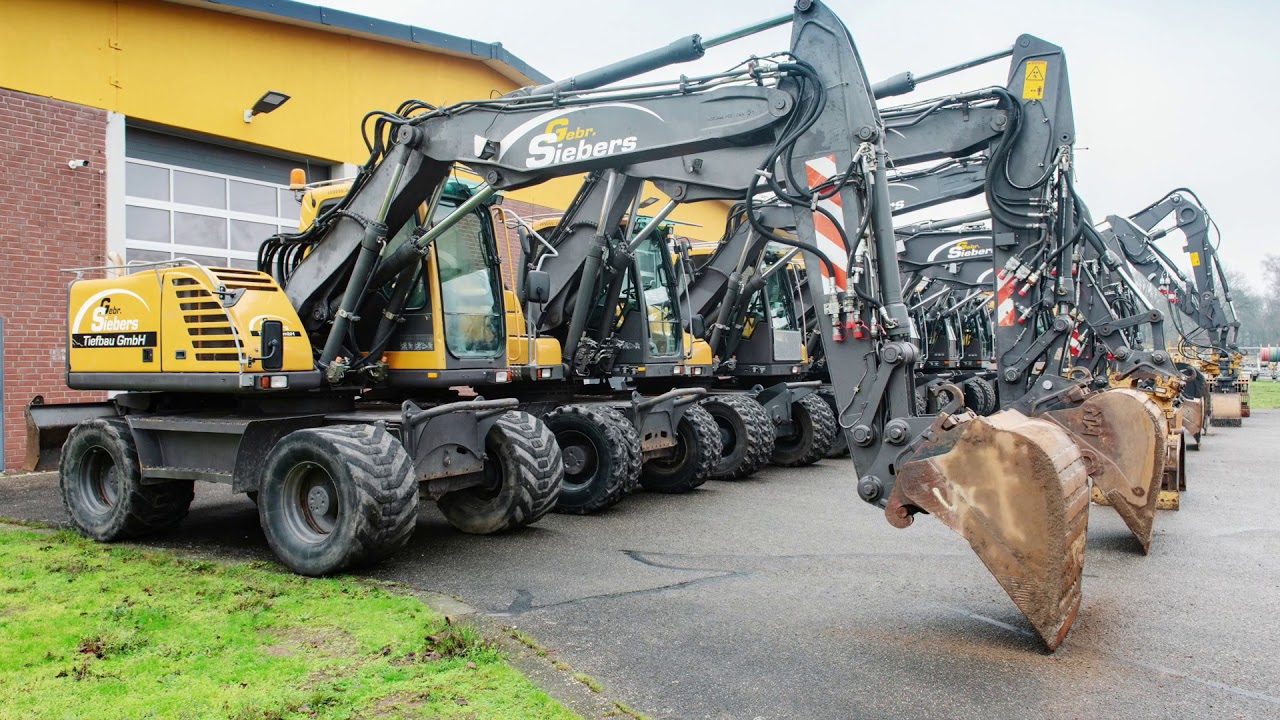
[243,91,291,123]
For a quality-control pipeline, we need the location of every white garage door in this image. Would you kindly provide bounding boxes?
[123,127,332,270]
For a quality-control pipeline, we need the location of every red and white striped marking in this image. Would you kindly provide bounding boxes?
[1068,328,1083,357]
[996,272,1018,327]
[804,155,848,294]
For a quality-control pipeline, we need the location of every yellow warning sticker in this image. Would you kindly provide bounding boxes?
[1023,61,1047,100]
[1190,251,1201,267]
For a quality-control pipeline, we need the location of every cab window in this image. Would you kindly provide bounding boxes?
[433,203,503,359]
[634,236,681,356]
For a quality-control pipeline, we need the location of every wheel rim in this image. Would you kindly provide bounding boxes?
[713,414,737,456]
[774,402,813,454]
[77,446,120,515]
[558,429,600,491]
[462,431,507,503]
[281,461,340,544]
[648,423,692,474]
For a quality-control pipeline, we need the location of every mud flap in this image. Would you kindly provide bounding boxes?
[1210,393,1242,427]
[885,410,1089,651]
[1040,389,1165,555]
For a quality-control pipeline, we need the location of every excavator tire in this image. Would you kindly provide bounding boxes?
[640,403,721,493]
[1042,389,1166,554]
[59,417,195,542]
[771,393,836,467]
[915,387,930,415]
[887,410,1089,651]
[545,405,640,515]
[818,389,850,458]
[437,411,562,533]
[701,394,775,480]
[972,377,999,416]
[962,379,987,415]
[258,424,418,576]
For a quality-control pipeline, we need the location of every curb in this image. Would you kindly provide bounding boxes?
[397,586,648,720]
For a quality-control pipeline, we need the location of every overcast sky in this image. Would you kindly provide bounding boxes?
[307,0,1279,292]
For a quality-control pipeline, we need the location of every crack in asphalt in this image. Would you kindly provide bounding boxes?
[489,550,747,617]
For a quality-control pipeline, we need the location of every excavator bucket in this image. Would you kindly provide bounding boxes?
[1163,430,1186,501]
[1209,392,1243,427]
[1178,398,1205,450]
[886,410,1089,651]
[1039,389,1166,554]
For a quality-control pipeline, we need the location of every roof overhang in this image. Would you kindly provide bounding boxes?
[164,0,550,86]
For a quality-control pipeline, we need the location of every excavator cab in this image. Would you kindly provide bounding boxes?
[606,229,687,368]
[291,177,563,389]
[529,216,712,388]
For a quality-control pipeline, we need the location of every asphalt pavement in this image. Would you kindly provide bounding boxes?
[2,412,1278,719]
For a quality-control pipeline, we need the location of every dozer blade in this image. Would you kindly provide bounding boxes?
[24,401,117,471]
[1178,398,1204,450]
[886,410,1089,651]
[1210,393,1243,427]
[1040,389,1166,554]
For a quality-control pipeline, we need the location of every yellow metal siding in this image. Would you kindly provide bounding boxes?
[0,0,730,240]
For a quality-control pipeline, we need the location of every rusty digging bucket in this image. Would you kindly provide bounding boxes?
[1178,397,1205,451]
[1037,389,1167,555]
[1209,392,1243,428]
[885,410,1089,651]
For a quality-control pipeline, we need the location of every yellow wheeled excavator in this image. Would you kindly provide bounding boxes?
[34,170,569,577]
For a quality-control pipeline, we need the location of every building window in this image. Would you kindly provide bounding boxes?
[123,159,304,269]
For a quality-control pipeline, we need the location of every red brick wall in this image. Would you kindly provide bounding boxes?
[0,88,108,470]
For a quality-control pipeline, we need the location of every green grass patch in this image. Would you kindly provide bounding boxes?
[572,673,603,694]
[0,529,580,720]
[1248,379,1280,409]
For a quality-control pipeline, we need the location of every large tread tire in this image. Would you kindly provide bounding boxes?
[701,394,775,480]
[770,393,837,467]
[436,411,562,534]
[962,379,986,415]
[59,417,194,542]
[976,377,999,415]
[259,423,418,576]
[818,389,850,458]
[545,405,640,515]
[640,403,721,493]
[915,387,930,415]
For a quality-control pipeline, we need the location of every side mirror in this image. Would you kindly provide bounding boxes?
[260,319,284,371]
[525,270,551,305]
[689,313,705,339]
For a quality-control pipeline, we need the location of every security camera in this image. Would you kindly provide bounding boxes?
[67,159,90,169]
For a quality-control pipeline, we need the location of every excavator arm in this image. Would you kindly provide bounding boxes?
[756,18,1093,648]
[873,38,1177,555]
[1117,193,1239,355]
[1111,191,1244,423]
